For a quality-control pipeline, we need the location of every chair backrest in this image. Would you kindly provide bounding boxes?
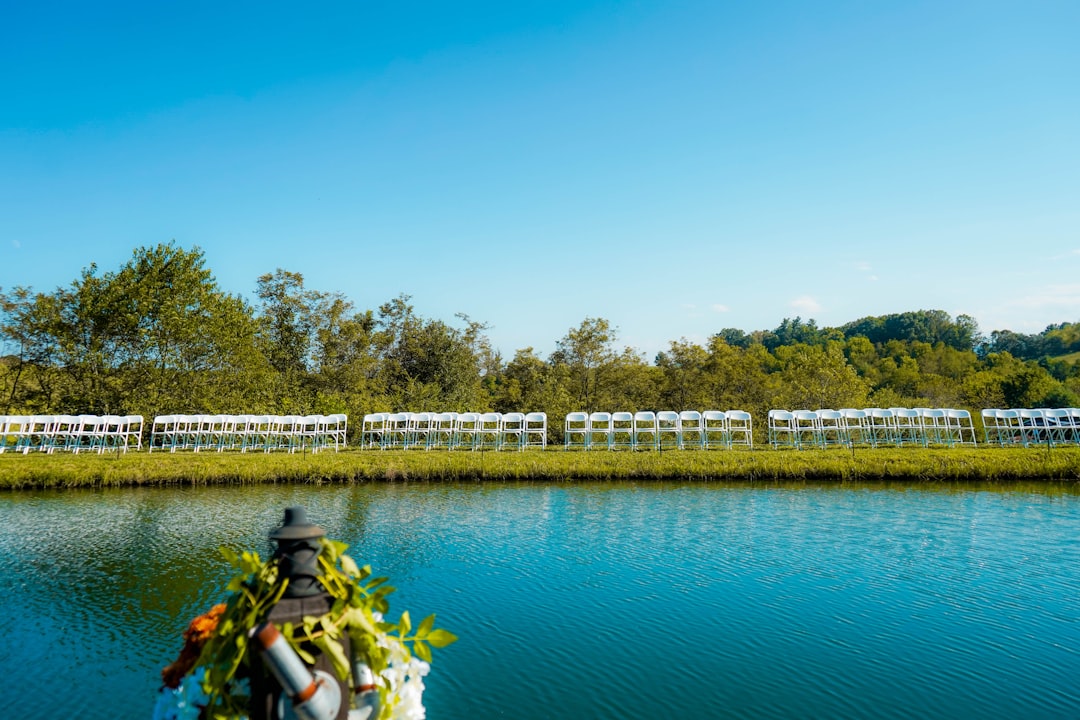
[456,412,480,430]
[726,411,753,446]
[479,412,502,430]
[500,412,525,430]
[409,412,432,432]
[702,410,727,427]
[633,411,657,430]
[678,410,703,430]
[656,411,680,430]
[524,411,547,429]
[565,412,589,430]
[431,412,455,429]
[588,411,612,428]
[768,410,795,427]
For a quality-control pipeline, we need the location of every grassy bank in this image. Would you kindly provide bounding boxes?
[1,446,1079,489]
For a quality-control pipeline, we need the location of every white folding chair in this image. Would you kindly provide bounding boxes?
[868,409,899,448]
[407,412,433,450]
[679,410,704,450]
[32,415,62,453]
[702,410,729,449]
[656,411,681,450]
[945,409,977,446]
[768,410,798,448]
[1042,409,1071,447]
[995,409,1022,446]
[477,412,502,450]
[382,413,410,449]
[610,411,635,450]
[499,412,526,451]
[892,408,925,447]
[815,410,849,447]
[1015,409,1042,447]
[727,410,753,448]
[792,410,823,449]
[918,408,949,446]
[1067,409,1080,445]
[564,412,589,450]
[361,413,388,449]
[452,412,481,450]
[981,409,1002,445]
[0,416,9,453]
[67,415,98,454]
[837,409,866,447]
[243,415,272,452]
[297,415,322,452]
[427,412,455,449]
[523,412,548,449]
[587,412,612,450]
[328,413,348,450]
[96,415,125,453]
[632,411,658,450]
[123,415,144,451]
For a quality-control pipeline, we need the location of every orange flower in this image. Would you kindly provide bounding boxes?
[162,604,228,689]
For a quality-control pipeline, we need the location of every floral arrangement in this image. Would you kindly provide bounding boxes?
[154,538,456,720]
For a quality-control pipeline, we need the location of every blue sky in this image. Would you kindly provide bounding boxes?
[3,0,1078,358]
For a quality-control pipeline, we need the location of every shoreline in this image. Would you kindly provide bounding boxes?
[2,447,1079,489]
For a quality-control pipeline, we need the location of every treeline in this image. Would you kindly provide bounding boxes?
[2,244,1078,441]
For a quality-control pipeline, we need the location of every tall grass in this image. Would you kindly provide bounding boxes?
[1,446,1078,490]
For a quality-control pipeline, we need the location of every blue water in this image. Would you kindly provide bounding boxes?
[1,482,1078,719]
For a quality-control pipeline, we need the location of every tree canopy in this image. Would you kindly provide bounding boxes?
[3,244,1078,442]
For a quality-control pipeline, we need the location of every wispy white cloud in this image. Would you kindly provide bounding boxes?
[11,239,20,249]
[1009,284,1080,310]
[855,261,872,272]
[790,295,821,313]
[711,303,730,313]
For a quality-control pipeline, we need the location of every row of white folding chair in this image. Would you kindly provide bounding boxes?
[0,414,143,454]
[981,408,1080,447]
[564,410,753,450]
[360,411,548,450]
[149,414,346,453]
[767,408,976,449]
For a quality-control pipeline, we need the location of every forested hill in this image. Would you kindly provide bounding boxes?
[2,244,1078,428]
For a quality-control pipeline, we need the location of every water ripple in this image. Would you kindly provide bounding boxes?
[1,483,1079,719]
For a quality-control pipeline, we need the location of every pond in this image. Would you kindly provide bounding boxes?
[1,481,1078,719]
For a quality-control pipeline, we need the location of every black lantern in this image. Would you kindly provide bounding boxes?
[249,507,351,720]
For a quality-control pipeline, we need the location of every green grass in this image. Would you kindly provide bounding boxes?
[1053,350,1080,365]
[1,445,1079,489]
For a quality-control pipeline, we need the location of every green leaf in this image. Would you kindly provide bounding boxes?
[398,610,411,637]
[414,640,432,663]
[417,614,435,638]
[426,629,458,648]
[340,553,360,578]
[313,634,351,680]
[296,645,316,664]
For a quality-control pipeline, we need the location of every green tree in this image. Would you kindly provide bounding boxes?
[772,342,869,410]
[656,339,711,410]
[373,295,490,410]
[550,317,618,411]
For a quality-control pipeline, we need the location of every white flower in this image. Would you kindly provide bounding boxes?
[377,631,430,720]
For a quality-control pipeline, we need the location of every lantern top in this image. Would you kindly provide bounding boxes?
[268,506,325,542]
